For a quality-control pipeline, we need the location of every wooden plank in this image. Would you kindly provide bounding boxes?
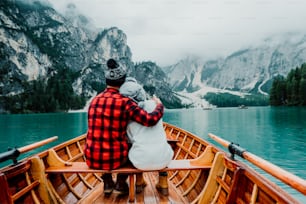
[30,156,53,204]
[46,145,213,174]
[45,147,211,203]
[208,133,306,195]
[0,173,12,204]
[197,152,225,204]
[45,161,211,203]
[45,144,213,203]
[144,172,160,204]
[46,161,211,174]
[129,174,135,202]
[11,180,40,201]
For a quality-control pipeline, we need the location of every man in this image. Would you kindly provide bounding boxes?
[84,59,164,195]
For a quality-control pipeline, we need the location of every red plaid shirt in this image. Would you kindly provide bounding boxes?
[85,87,164,170]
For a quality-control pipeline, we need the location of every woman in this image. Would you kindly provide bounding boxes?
[120,77,174,195]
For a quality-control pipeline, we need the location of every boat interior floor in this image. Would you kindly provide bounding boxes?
[93,172,187,204]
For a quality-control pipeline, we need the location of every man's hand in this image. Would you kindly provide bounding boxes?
[152,95,162,105]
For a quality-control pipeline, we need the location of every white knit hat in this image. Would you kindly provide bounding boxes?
[120,77,146,102]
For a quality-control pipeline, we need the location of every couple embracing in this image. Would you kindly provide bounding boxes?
[84,59,173,196]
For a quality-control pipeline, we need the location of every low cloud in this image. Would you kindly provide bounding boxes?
[49,0,306,66]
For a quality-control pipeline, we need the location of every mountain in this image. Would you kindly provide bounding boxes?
[164,33,306,106]
[1,0,306,113]
[133,61,182,108]
[0,0,182,113]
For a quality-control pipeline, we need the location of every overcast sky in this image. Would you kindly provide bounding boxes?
[48,0,306,66]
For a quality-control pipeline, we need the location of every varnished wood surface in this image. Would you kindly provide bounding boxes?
[45,159,211,173]
[0,122,302,204]
[18,136,58,154]
[208,133,306,196]
[93,172,188,204]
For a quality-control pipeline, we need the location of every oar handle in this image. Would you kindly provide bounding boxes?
[208,133,230,147]
[208,133,306,195]
[18,136,58,153]
[244,151,306,195]
[0,136,58,164]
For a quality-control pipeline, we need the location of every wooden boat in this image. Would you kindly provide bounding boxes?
[0,122,305,204]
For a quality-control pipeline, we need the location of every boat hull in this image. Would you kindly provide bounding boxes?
[0,122,301,204]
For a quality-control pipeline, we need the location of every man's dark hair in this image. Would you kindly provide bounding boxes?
[106,76,126,87]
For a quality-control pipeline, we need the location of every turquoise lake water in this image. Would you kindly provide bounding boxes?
[0,106,305,202]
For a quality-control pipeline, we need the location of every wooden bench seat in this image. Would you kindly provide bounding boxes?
[45,159,211,174]
[45,146,215,202]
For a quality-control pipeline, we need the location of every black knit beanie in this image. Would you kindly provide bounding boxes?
[105,59,127,87]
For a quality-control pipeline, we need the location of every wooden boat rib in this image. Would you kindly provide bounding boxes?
[0,122,304,204]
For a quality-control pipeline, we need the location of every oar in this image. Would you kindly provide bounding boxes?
[0,136,58,164]
[208,133,306,195]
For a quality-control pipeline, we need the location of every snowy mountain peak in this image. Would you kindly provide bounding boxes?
[164,32,306,107]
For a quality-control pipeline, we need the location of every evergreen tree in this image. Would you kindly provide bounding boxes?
[3,67,87,113]
[270,75,286,106]
[270,63,306,106]
[300,78,306,105]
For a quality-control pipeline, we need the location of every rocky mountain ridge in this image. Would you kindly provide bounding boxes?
[1,0,305,112]
[165,32,306,106]
[0,0,181,112]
